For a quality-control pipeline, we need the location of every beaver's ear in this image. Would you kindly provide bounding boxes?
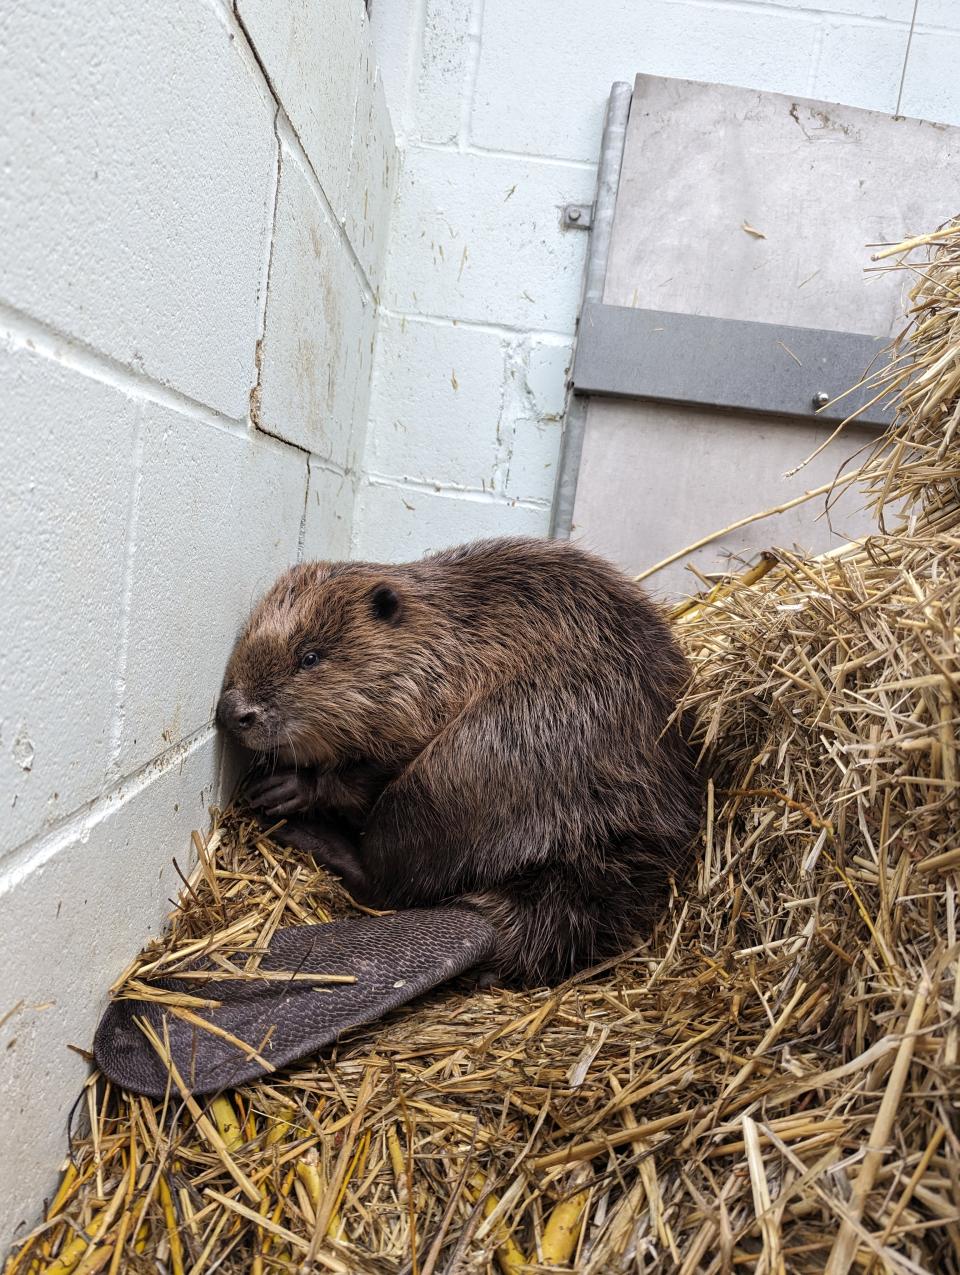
[370,584,402,624]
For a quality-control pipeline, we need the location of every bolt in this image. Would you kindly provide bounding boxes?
[567,206,582,223]
[813,391,830,409]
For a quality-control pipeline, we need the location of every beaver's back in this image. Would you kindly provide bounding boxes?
[360,537,702,983]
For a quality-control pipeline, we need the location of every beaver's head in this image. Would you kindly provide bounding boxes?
[217,562,428,768]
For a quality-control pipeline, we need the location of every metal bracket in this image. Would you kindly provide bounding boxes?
[562,203,594,230]
[571,301,894,428]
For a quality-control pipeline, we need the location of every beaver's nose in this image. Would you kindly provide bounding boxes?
[216,689,261,735]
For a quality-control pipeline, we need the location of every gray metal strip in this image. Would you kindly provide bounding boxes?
[571,301,894,428]
[550,82,633,540]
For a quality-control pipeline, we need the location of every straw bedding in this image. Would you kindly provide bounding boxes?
[5,222,959,1274]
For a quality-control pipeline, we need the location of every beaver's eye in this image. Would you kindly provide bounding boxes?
[300,651,321,670]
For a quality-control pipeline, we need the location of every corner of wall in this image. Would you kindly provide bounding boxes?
[0,0,399,1243]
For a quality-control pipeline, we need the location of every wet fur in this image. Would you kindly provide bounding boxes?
[219,537,702,986]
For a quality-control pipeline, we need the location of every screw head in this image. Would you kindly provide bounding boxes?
[567,206,582,222]
[813,391,830,408]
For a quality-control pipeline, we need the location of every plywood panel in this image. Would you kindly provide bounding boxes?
[604,76,960,332]
[573,75,960,598]
[576,399,876,595]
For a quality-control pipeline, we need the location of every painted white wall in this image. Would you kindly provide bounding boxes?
[363,0,960,558]
[0,0,395,1243]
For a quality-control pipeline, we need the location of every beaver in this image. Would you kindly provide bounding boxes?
[216,536,702,987]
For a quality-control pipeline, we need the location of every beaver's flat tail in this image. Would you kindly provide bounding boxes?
[94,908,495,1097]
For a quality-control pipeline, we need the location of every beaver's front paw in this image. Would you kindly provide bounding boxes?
[247,768,317,819]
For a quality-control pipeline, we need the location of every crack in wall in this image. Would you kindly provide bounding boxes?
[249,110,283,434]
[297,454,311,562]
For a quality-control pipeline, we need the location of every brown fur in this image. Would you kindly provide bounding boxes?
[218,537,702,986]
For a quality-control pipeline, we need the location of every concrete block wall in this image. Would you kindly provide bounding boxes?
[0,0,394,1243]
[364,0,960,559]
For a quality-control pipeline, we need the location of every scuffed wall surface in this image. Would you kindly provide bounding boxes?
[364,0,960,559]
[0,0,394,1242]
